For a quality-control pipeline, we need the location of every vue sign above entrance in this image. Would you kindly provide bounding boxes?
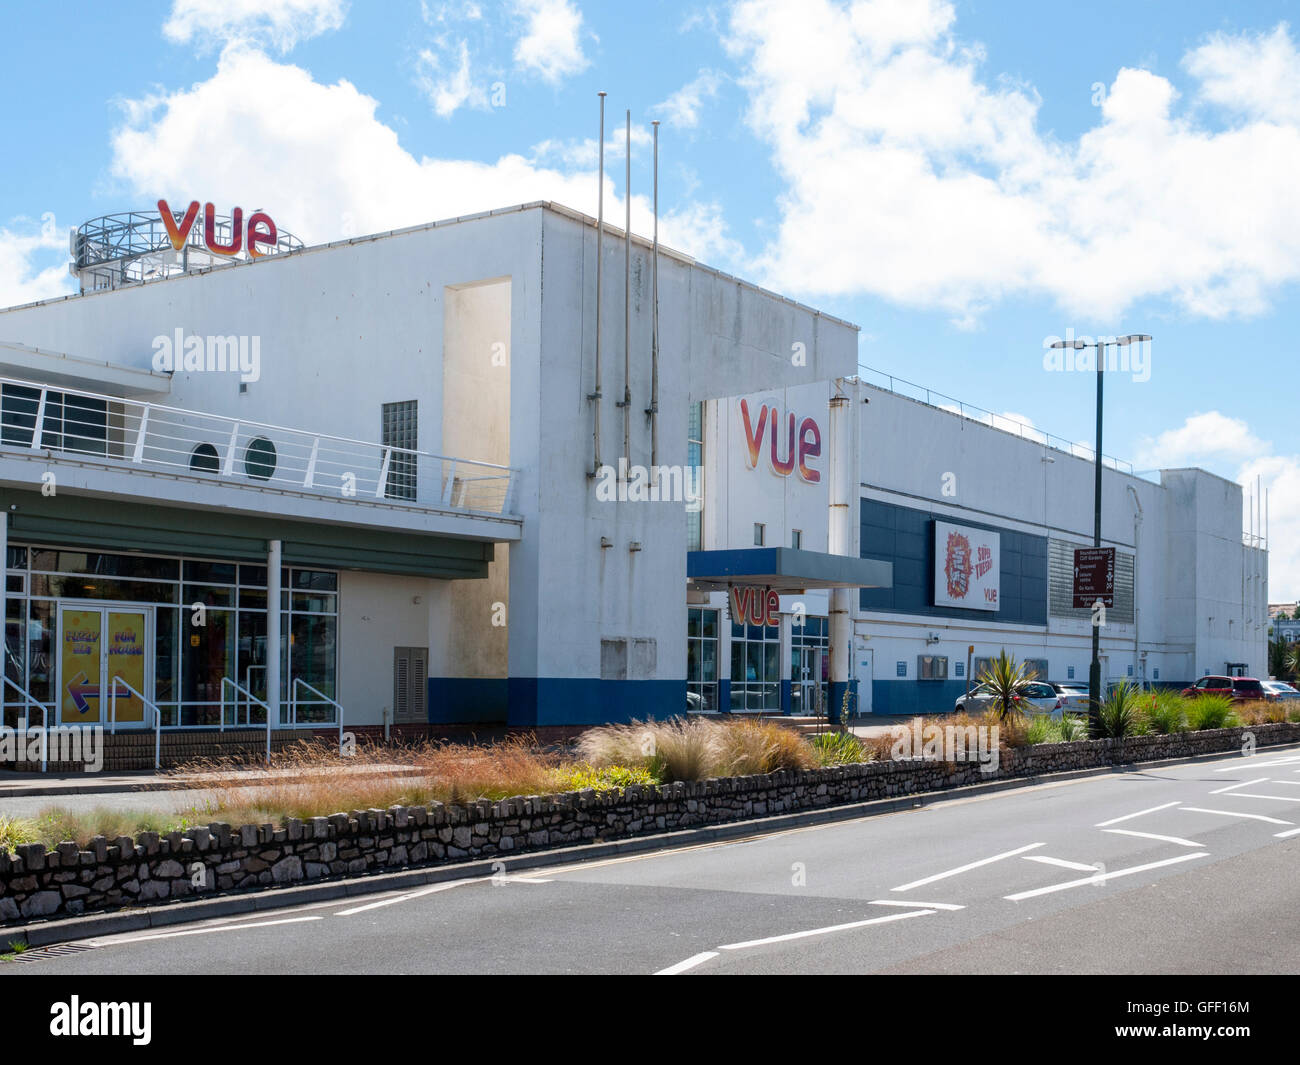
[157,199,279,258]
[739,398,822,483]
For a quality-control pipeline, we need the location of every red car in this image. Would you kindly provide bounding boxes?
[1181,676,1266,701]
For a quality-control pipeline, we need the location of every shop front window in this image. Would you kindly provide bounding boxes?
[686,607,718,712]
[731,621,780,711]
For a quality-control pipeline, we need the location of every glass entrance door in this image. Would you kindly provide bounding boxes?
[796,648,826,716]
[57,604,152,726]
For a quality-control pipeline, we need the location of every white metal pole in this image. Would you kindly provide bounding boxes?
[266,540,282,750]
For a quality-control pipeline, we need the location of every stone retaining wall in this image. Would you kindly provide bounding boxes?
[2,722,1296,925]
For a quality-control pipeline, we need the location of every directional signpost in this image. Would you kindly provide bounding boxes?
[1073,547,1116,609]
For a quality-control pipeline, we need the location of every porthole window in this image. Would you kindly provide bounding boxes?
[244,437,277,480]
[189,443,219,473]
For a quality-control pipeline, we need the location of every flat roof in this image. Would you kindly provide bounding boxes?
[0,201,860,333]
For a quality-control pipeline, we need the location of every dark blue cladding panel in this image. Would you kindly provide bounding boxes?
[859,499,1047,625]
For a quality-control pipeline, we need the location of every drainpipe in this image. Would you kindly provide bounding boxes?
[828,380,852,722]
[647,120,660,474]
[267,539,282,734]
[1127,485,1143,688]
[589,92,606,478]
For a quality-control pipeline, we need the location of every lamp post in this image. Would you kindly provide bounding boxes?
[1049,333,1151,735]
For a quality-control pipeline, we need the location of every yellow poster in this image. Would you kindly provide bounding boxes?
[60,609,102,723]
[106,612,147,723]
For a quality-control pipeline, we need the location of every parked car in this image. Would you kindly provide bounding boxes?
[955,681,1061,716]
[1048,681,1091,713]
[1180,675,1266,701]
[1261,680,1300,702]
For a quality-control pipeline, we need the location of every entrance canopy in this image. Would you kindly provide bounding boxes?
[687,548,893,594]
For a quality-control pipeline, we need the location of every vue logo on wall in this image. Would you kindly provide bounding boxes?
[739,398,822,483]
[730,586,780,627]
[157,199,279,258]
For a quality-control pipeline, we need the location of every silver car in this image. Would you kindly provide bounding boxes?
[1048,681,1091,713]
[955,681,1062,716]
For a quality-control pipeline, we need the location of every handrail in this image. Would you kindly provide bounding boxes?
[108,676,163,771]
[0,375,520,517]
[2,675,50,772]
[291,678,345,753]
[221,676,274,765]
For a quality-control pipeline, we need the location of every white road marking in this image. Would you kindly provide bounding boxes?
[892,843,1044,892]
[91,915,323,946]
[1209,777,1271,794]
[1095,802,1181,827]
[1222,792,1300,803]
[868,899,965,911]
[1024,855,1100,872]
[654,951,719,975]
[334,878,477,915]
[1004,853,1209,902]
[1214,756,1300,772]
[1104,828,1203,848]
[718,908,934,950]
[1274,827,1300,838]
[1271,780,1300,786]
[1181,807,1293,826]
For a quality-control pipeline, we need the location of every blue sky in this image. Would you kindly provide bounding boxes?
[0,0,1296,592]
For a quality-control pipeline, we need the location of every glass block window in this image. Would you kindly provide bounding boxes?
[381,400,418,501]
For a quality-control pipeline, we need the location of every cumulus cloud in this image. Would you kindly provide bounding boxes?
[108,47,737,265]
[652,70,723,129]
[417,38,491,117]
[162,0,347,53]
[512,0,590,84]
[1136,412,1299,597]
[724,0,1300,323]
[0,215,73,310]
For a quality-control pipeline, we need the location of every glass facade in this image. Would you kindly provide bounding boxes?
[1,545,338,728]
[730,619,779,711]
[790,614,829,715]
[686,607,718,712]
[687,402,703,551]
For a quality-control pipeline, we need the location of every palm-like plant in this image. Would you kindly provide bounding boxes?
[1286,642,1300,682]
[975,649,1036,721]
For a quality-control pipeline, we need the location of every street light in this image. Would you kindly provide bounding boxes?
[1049,333,1152,735]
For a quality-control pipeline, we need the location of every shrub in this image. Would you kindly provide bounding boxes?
[714,718,818,776]
[1142,690,1189,734]
[1187,695,1235,731]
[975,650,1038,721]
[1099,680,1146,738]
[812,730,870,767]
[1055,712,1086,742]
[1023,715,1053,745]
[554,764,657,792]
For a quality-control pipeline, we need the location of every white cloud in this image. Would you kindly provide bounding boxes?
[512,0,590,84]
[108,47,737,266]
[1136,411,1268,470]
[723,1,1300,322]
[1135,412,1300,598]
[0,215,73,310]
[163,0,347,53]
[417,39,490,117]
[652,70,723,129]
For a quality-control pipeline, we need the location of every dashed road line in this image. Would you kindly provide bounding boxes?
[90,915,323,946]
[1004,853,1209,902]
[654,951,719,975]
[1024,855,1100,873]
[334,879,477,916]
[1222,792,1300,803]
[1180,806,1293,826]
[869,899,965,911]
[1095,802,1180,827]
[1210,777,1270,795]
[1274,827,1300,838]
[892,843,1044,892]
[1104,828,1203,848]
[718,908,935,951]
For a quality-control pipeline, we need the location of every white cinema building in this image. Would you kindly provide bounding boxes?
[0,199,1268,762]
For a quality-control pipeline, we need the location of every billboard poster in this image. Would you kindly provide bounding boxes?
[933,521,1000,611]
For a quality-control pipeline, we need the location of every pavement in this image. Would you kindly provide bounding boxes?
[3,743,1297,974]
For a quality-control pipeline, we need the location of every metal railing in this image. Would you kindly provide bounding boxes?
[2,676,50,772]
[856,364,1135,475]
[221,677,274,765]
[0,376,519,517]
[291,678,345,753]
[108,676,163,771]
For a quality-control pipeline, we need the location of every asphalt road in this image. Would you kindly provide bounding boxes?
[4,744,1299,975]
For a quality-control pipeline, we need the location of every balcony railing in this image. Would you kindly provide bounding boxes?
[0,376,518,518]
